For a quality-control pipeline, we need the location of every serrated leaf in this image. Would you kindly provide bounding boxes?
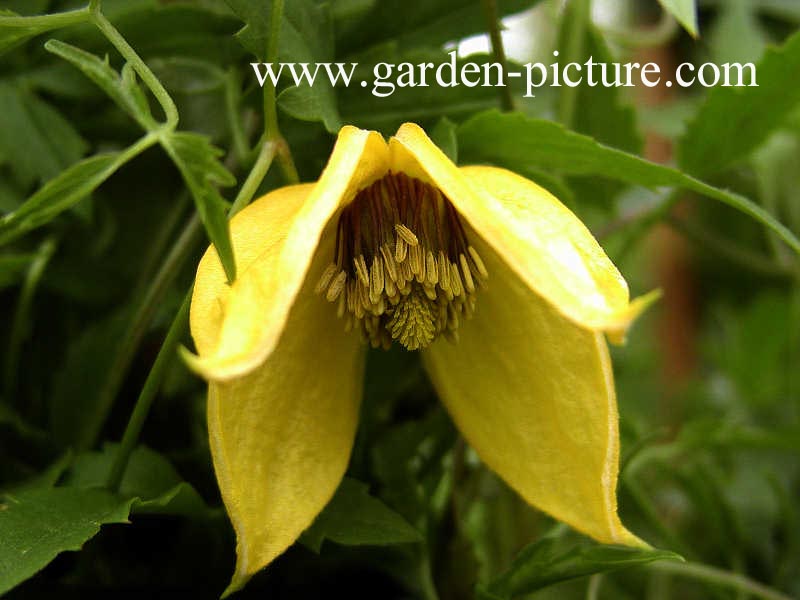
[457,110,800,254]
[658,0,698,37]
[678,30,800,176]
[277,77,342,132]
[66,443,210,517]
[482,539,682,598]
[227,0,342,130]
[0,152,129,245]
[0,81,88,186]
[300,477,423,552]
[0,487,133,596]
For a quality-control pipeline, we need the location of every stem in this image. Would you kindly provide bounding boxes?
[481,0,514,112]
[225,69,250,165]
[106,290,192,491]
[260,0,300,185]
[89,1,179,128]
[85,215,202,448]
[558,0,590,128]
[230,140,277,216]
[3,238,56,401]
[418,546,441,600]
[263,0,283,141]
[276,140,300,184]
[669,214,797,278]
[649,561,794,600]
[586,574,603,600]
[0,7,89,28]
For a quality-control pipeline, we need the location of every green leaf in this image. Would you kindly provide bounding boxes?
[49,310,130,449]
[481,539,682,599]
[0,487,133,595]
[708,0,766,65]
[678,30,800,176]
[228,0,342,131]
[569,27,641,154]
[66,443,210,517]
[277,80,341,132]
[44,39,153,127]
[658,0,698,37]
[0,11,44,56]
[333,0,534,56]
[0,81,88,186]
[430,117,458,163]
[457,110,800,254]
[300,477,423,552]
[162,131,236,281]
[0,151,137,245]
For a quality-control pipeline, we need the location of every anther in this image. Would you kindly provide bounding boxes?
[317,172,487,351]
[326,271,347,302]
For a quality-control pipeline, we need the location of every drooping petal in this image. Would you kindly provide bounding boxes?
[190,183,313,357]
[188,127,389,381]
[422,231,642,546]
[189,185,367,593]
[208,245,366,596]
[391,123,652,340]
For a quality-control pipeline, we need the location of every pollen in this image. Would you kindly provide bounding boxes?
[315,172,488,350]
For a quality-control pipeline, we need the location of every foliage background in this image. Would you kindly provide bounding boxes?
[0,0,798,598]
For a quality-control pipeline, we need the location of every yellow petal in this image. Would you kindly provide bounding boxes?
[189,126,389,381]
[208,248,366,596]
[391,123,649,339]
[422,232,643,546]
[190,183,313,357]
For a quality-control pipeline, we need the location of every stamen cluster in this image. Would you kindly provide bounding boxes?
[315,172,488,350]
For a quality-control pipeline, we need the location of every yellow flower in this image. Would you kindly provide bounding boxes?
[186,123,655,594]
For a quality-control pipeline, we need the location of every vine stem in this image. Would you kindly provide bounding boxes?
[105,290,192,491]
[481,0,514,112]
[558,0,590,128]
[261,0,299,184]
[85,215,202,449]
[262,0,283,143]
[649,561,794,600]
[230,140,278,216]
[0,7,89,28]
[88,0,178,128]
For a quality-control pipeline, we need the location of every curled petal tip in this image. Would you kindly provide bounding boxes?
[605,289,662,345]
[179,344,261,383]
[221,572,250,599]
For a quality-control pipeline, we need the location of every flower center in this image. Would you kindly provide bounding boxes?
[315,172,488,350]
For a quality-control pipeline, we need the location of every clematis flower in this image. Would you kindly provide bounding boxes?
[186,123,654,594]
